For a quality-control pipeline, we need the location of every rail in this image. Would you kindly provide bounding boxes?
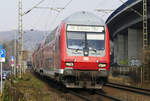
[106,82,150,96]
[69,90,92,101]
[95,91,123,101]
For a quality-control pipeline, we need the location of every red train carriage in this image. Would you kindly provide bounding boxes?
[32,11,110,89]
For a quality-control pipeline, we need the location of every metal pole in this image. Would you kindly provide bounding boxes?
[143,0,148,49]
[14,31,17,77]
[0,62,2,94]
[18,0,23,77]
[141,66,143,86]
[142,0,148,83]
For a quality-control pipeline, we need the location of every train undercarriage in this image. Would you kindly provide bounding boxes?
[57,69,108,89]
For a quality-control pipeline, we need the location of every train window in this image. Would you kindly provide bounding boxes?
[87,33,105,50]
[67,32,105,50]
[67,32,85,49]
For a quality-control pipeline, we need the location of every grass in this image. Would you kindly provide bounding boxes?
[2,71,78,101]
[109,74,150,89]
[109,74,133,85]
[2,71,52,101]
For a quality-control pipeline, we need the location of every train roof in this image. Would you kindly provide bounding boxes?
[63,11,105,26]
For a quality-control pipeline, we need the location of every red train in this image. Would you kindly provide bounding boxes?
[32,11,110,89]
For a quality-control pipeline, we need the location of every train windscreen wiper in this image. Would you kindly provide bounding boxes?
[75,41,85,52]
[75,48,80,52]
[90,48,97,53]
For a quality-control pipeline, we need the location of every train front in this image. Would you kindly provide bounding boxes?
[60,11,110,89]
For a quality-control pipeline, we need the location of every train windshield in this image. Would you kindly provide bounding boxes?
[87,33,105,50]
[66,25,105,50]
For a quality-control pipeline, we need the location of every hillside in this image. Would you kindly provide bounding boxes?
[0,30,48,51]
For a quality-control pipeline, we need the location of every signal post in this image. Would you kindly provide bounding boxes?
[0,44,6,94]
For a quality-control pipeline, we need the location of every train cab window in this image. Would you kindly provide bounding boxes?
[66,25,105,51]
[67,32,85,49]
[87,33,105,50]
[66,31,105,50]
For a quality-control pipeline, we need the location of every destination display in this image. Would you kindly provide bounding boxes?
[67,25,104,32]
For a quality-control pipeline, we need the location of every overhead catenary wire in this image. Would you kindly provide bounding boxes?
[34,7,62,12]
[30,8,47,30]
[31,0,62,37]
[63,0,73,9]
[94,0,117,20]
[47,0,73,32]
[25,0,73,38]
[30,0,53,31]
[43,0,54,35]
[23,0,46,15]
[21,0,74,51]
[27,0,58,31]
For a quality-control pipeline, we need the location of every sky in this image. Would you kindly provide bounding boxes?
[0,0,127,31]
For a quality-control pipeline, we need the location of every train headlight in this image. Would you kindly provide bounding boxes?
[65,62,74,67]
[98,63,107,67]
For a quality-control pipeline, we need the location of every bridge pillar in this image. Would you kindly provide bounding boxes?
[128,28,143,66]
[114,34,127,65]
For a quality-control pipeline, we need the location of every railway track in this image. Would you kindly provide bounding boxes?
[106,82,150,96]
[34,72,124,101]
[94,91,123,101]
[69,89,124,101]
[34,72,95,101]
[68,90,93,101]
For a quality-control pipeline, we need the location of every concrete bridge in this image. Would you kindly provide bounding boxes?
[106,0,150,66]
